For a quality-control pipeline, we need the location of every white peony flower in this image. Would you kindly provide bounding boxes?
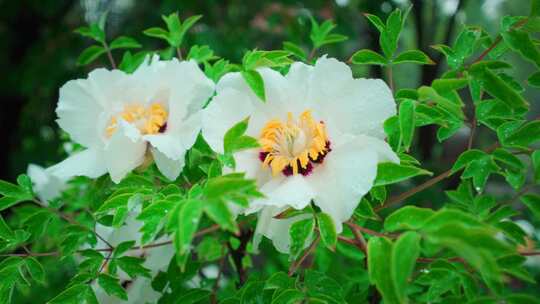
[202,57,398,253]
[93,209,174,304]
[49,58,214,183]
[26,164,68,203]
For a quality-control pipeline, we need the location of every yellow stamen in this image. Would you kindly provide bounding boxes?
[259,110,329,176]
[106,103,168,137]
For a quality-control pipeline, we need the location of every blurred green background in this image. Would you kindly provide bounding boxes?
[0,0,537,181]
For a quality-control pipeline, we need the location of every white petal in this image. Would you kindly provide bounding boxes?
[253,206,312,254]
[145,111,201,160]
[247,174,315,213]
[217,68,287,105]
[202,88,255,153]
[48,148,107,179]
[151,147,185,181]
[144,134,184,161]
[104,121,146,183]
[27,164,67,203]
[134,59,214,128]
[287,57,396,140]
[306,135,396,232]
[233,149,271,186]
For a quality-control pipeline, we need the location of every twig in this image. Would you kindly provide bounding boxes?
[345,221,390,238]
[469,18,528,66]
[386,65,394,93]
[0,224,221,258]
[211,248,228,304]
[467,113,476,150]
[228,228,253,286]
[308,48,317,62]
[176,47,183,60]
[102,41,117,69]
[346,223,367,253]
[375,169,452,211]
[288,234,320,276]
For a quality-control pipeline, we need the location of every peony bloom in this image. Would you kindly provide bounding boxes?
[49,58,214,183]
[202,57,398,253]
[92,210,174,304]
[27,164,68,203]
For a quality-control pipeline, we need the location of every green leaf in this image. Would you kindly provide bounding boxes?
[0,215,14,240]
[532,0,540,16]
[374,162,432,186]
[283,41,307,61]
[113,240,136,258]
[178,288,211,304]
[223,118,260,154]
[310,19,340,49]
[393,50,434,65]
[432,78,469,92]
[176,14,202,47]
[48,284,94,304]
[532,150,540,182]
[469,63,529,109]
[97,193,133,214]
[501,29,540,67]
[241,70,266,102]
[196,236,223,262]
[529,71,540,88]
[304,270,345,301]
[355,198,379,221]
[0,180,32,200]
[496,221,526,245]
[24,257,45,284]
[264,272,294,290]
[504,120,540,148]
[448,28,479,68]
[350,49,387,65]
[492,148,524,170]
[317,212,337,249]
[143,27,169,42]
[118,51,148,73]
[116,256,151,278]
[399,99,416,151]
[187,45,217,63]
[368,237,399,304]
[384,206,435,232]
[204,200,237,233]
[521,194,540,219]
[451,149,488,173]
[98,274,127,300]
[270,289,304,304]
[17,174,33,195]
[391,231,421,303]
[74,24,105,44]
[109,36,142,50]
[175,199,203,255]
[289,217,315,259]
[380,9,403,58]
[77,45,106,66]
[364,13,385,33]
[0,196,26,212]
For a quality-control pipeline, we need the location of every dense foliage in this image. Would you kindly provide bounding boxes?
[1,1,540,303]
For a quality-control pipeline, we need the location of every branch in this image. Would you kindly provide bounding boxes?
[0,224,221,258]
[288,234,320,276]
[228,228,253,286]
[345,221,391,238]
[102,41,117,69]
[211,248,228,304]
[469,18,528,66]
[375,169,452,212]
